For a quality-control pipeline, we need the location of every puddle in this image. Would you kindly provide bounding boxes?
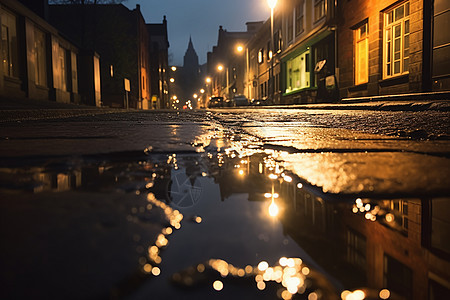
[0,130,449,300]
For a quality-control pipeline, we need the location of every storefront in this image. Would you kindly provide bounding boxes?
[281,29,337,104]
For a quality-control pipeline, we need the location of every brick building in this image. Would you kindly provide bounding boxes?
[338,0,450,98]
[49,4,151,109]
[0,0,93,105]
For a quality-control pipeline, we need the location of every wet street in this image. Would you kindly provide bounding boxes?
[1,105,449,299]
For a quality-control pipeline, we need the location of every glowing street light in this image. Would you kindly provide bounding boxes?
[206,77,211,83]
[200,89,205,94]
[193,93,198,99]
[170,78,175,83]
[267,0,277,9]
[236,45,244,53]
[217,64,224,72]
[171,66,177,71]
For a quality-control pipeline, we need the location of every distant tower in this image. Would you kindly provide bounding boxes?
[183,36,199,72]
[180,37,201,102]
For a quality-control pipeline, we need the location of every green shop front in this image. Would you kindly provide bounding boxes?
[281,29,337,104]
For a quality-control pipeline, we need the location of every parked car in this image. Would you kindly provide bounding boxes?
[207,97,224,108]
[232,95,249,106]
[250,98,270,106]
[224,98,233,107]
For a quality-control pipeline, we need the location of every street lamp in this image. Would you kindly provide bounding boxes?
[267,0,277,104]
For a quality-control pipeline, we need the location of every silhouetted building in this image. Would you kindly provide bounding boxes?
[147,16,170,109]
[207,23,263,103]
[49,4,151,109]
[0,0,88,105]
[179,37,201,105]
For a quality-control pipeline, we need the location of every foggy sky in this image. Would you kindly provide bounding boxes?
[124,0,270,66]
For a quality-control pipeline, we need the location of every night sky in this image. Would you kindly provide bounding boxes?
[124,0,270,66]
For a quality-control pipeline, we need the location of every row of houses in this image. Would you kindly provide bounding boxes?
[0,0,170,109]
[207,0,450,104]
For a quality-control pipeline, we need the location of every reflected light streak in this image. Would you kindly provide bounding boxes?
[269,200,279,217]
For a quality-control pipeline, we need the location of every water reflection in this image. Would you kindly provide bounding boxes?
[1,140,449,299]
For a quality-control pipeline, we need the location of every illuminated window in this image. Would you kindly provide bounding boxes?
[295,0,304,36]
[55,45,67,91]
[1,9,19,77]
[390,199,409,232]
[258,48,264,64]
[285,49,310,93]
[355,22,368,85]
[314,0,325,22]
[34,28,47,86]
[383,1,410,78]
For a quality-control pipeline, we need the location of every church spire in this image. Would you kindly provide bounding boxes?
[183,36,199,69]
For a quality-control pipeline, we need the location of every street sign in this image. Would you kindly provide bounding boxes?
[124,78,130,92]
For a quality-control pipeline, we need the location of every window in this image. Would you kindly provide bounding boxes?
[384,1,410,78]
[295,0,304,36]
[355,22,368,85]
[34,28,47,86]
[274,30,282,53]
[258,48,264,64]
[285,49,310,93]
[314,0,325,22]
[287,11,293,43]
[1,9,19,77]
[58,46,67,91]
[384,255,413,299]
[347,229,366,270]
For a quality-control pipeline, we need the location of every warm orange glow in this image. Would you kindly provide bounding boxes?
[193,93,198,99]
[170,78,175,83]
[236,45,244,52]
[143,264,152,273]
[217,64,224,71]
[379,289,390,299]
[171,66,177,71]
[200,89,205,93]
[206,77,211,83]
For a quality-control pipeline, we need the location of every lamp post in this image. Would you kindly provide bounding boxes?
[267,0,277,104]
[217,64,229,99]
[236,44,250,100]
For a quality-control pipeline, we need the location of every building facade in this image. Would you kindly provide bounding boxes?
[279,0,338,104]
[207,23,263,104]
[147,16,170,109]
[206,0,449,106]
[49,4,151,109]
[337,0,450,98]
[0,0,90,105]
